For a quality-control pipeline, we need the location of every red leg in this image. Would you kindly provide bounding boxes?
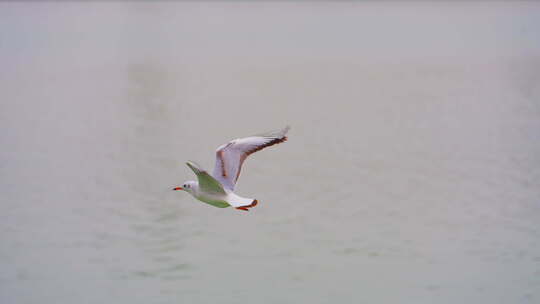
[235,200,259,212]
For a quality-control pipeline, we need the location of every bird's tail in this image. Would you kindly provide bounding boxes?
[228,193,258,211]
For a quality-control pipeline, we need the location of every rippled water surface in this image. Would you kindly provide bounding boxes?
[1,2,540,303]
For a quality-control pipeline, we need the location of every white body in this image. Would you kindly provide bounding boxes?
[188,183,254,208]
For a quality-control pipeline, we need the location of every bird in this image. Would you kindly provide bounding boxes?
[173,126,290,211]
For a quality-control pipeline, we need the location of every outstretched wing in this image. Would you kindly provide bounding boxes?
[186,161,227,195]
[212,126,290,191]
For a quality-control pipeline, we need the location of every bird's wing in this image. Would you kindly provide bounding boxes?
[186,161,227,195]
[212,126,290,191]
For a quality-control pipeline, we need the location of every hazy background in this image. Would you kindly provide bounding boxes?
[1,2,540,303]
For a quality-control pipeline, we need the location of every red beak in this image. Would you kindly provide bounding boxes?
[173,187,183,191]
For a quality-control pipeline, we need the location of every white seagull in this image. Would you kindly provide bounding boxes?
[173,126,290,211]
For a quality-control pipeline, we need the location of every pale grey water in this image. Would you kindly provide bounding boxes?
[1,2,540,303]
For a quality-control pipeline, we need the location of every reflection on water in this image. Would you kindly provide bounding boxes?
[1,2,540,304]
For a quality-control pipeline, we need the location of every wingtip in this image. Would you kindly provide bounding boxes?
[278,125,290,138]
[185,161,202,172]
[253,125,290,139]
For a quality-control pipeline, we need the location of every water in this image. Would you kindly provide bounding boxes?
[1,2,540,303]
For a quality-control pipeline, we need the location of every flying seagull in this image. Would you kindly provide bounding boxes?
[173,126,290,211]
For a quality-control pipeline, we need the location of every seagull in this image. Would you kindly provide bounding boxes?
[173,126,290,211]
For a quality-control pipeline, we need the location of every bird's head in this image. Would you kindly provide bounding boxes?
[173,180,196,194]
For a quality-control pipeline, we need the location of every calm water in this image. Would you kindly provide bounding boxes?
[1,2,540,303]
